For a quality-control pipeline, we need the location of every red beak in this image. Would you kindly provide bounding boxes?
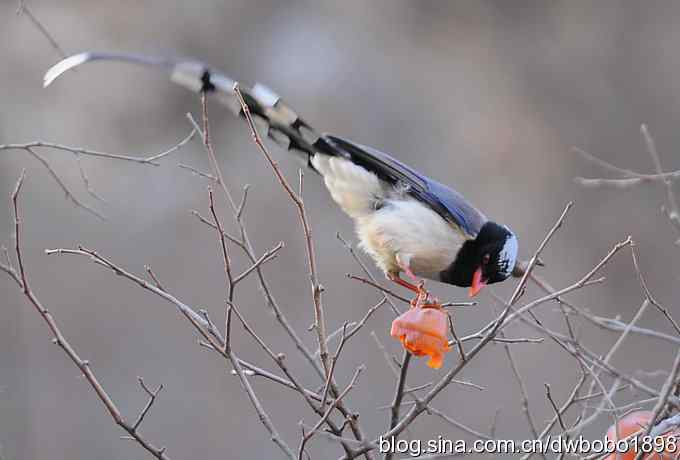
[469,267,486,297]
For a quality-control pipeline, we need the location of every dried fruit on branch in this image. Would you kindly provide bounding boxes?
[390,305,450,369]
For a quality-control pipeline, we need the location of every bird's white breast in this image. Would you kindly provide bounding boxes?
[311,153,468,280]
[356,198,468,278]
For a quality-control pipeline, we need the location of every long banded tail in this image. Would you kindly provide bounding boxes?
[44,52,324,162]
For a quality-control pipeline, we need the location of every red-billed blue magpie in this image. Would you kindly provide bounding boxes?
[44,52,519,297]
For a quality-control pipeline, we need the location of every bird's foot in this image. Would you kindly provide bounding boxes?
[387,273,440,308]
[411,283,441,309]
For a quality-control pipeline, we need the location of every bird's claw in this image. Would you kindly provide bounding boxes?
[410,283,441,309]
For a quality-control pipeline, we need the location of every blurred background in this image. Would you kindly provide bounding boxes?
[1,1,680,458]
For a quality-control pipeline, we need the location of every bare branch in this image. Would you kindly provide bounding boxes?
[337,233,402,316]
[504,335,544,459]
[298,366,364,460]
[16,0,68,59]
[228,345,296,458]
[177,163,217,181]
[234,358,323,402]
[371,332,489,442]
[573,126,680,240]
[384,351,411,460]
[344,205,637,459]
[233,85,329,372]
[229,304,322,412]
[230,85,372,457]
[521,372,587,460]
[232,241,284,285]
[1,128,197,220]
[5,172,170,459]
[630,244,680,335]
[320,322,350,408]
[632,349,680,460]
[641,124,680,236]
[545,384,566,431]
[144,265,166,291]
[24,146,105,220]
[347,274,411,304]
[208,187,234,304]
[133,378,164,432]
[0,128,196,165]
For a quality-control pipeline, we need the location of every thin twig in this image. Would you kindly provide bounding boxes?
[347,274,412,304]
[641,124,680,236]
[232,85,329,372]
[75,155,107,204]
[578,295,650,426]
[24,146,105,220]
[630,244,680,335]
[232,241,284,285]
[1,128,197,220]
[177,163,217,181]
[47,243,295,457]
[337,233,402,316]
[632,349,680,460]
[133,378,164,432]
[448,315,466,362]
[208,187,234,302]
[16,0,68,59]
[530,273,680,346]
[188,109,331,385]
[203,181,294,457]
[345,204,634,459]
[298,366,364,460]
[228,345,296,458]
[0,128,196,165]
[144,265,166,291]
[544,384,566,431]
[504,337,544,459]
[386,351,411,460]
[370,332,490,442]
[230,85,371,456]
[320,323,350,408]
[189,100,369,457]
[6,172,170,459]
[573,127,680,239]
[521,372,587,460]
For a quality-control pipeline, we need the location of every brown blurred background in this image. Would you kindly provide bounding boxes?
[1,1,680,458]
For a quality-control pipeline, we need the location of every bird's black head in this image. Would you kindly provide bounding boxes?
[440,221,518,297]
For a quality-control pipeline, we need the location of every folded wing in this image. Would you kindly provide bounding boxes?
[315,135,487,237]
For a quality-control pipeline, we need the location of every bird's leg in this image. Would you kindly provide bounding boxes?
[387,271,421,294]
[387,272,431,307]
[395,253,419,284]
[390,254,439,307]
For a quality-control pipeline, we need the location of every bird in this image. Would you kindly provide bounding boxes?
[44,52,519,299]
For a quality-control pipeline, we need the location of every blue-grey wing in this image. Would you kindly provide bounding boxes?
[316,135,488,237]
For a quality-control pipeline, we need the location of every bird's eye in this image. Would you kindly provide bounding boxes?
[482,254,491,265]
